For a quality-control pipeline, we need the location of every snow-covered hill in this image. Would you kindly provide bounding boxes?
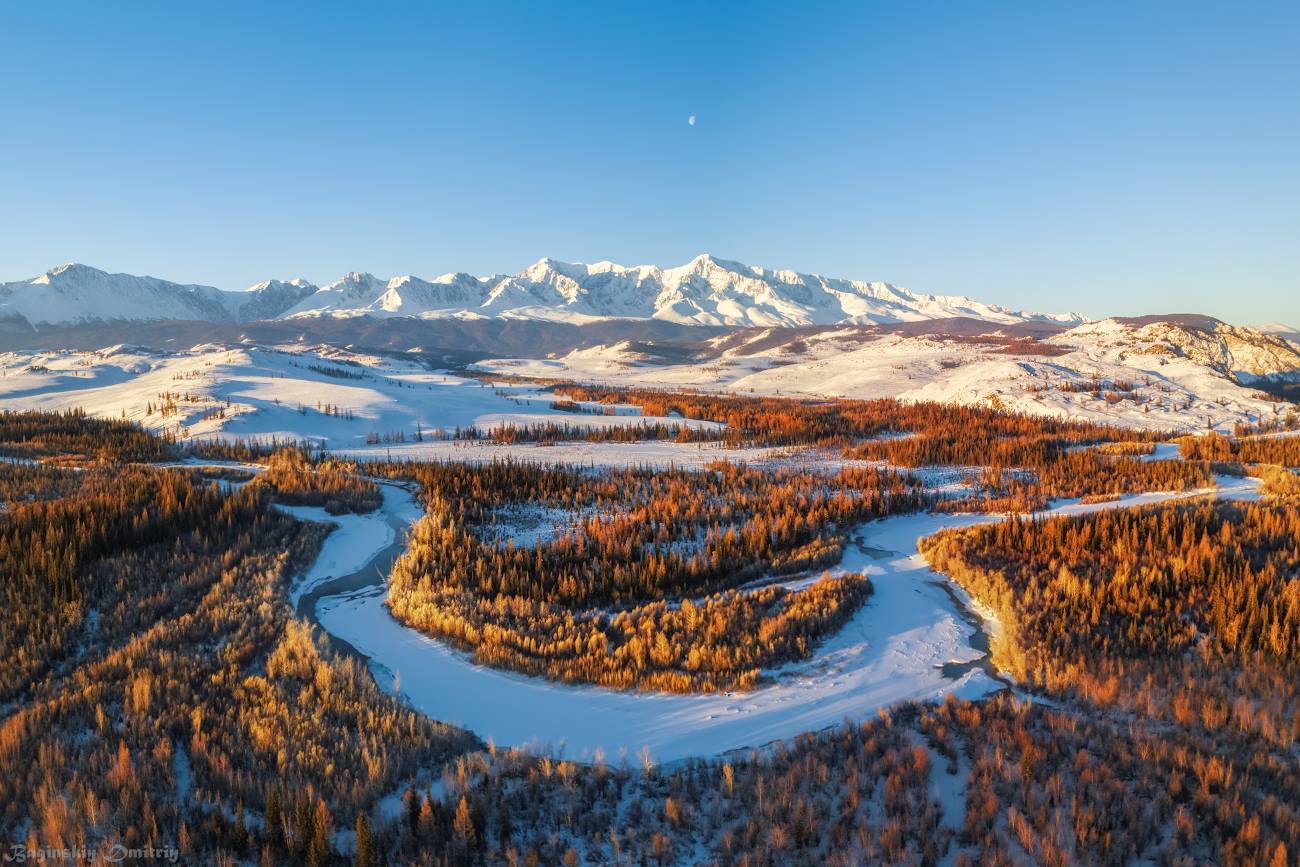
[0,344,720,449]
[480,316,1300,434]
[3,313,1297,442]
[1,257,1084,328]
[1065,316,1300,382]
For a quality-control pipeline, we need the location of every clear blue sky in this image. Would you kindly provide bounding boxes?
[2,1,1297,325]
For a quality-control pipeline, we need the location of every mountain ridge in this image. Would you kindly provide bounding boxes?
[1,256,1087,329]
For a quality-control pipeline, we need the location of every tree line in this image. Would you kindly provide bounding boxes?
[923,499,1300,680]
[0,408,174,463]
[378,460,923,691]
[256,447,382,514]
[551,385,1163,452]
[1180,431,1300,467]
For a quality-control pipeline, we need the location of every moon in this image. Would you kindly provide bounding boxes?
[688,115,696,126]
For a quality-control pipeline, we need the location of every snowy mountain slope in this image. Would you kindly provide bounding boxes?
[1,256,1084,328]
[1064,317,1300,381]
[230,279,317,321]
[0,264,233,325]
[0,264,316,326]
[282,272,491,318]
[280,271,390,316]
[436,254,1086,327]
[479,317,1300,434]
[637,254,1085,328]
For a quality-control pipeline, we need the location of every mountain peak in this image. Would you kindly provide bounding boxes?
[683,253,738,271]
[40,262,105,283]
[2,256,1093,329]
[525,257,591,282]
[245,277,317,293]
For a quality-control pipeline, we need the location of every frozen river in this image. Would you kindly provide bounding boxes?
[301,474,1261,763]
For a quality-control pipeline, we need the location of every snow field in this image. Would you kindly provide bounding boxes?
[0,345,719,449]
[478,327,1293,434]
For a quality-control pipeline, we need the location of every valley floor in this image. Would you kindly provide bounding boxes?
[300,465,1261,764]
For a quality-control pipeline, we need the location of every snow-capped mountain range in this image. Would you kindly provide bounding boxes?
[0,256,1085,329]
[3,259,1297,437]
[0,264,318,327]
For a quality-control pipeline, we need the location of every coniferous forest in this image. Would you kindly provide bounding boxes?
[2,404,1299,866]
[380,461,920,692]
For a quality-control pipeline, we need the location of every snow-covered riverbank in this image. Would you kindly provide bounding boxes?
[303,468,1262,764]
[277,484,422,606]
[316,520,998,765]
